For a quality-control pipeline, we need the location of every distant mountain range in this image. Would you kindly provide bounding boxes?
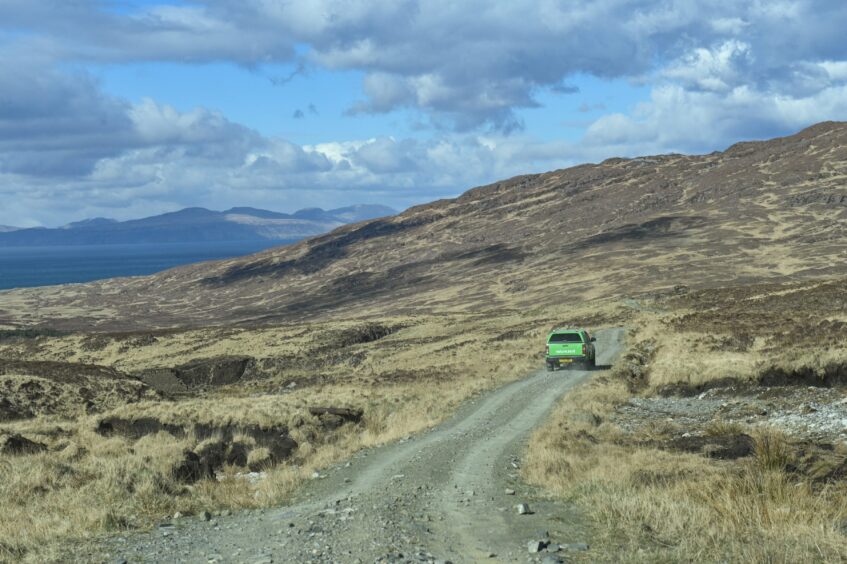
[0,205,396,246]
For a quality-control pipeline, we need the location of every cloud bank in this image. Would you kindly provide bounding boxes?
[1,0,846,225]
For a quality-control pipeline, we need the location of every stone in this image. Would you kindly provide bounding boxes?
[565,542,589,551]
[546,543,560,552]
[200,511,212,522]
[528,540,547,553]
[504,488,516,495]
[541,556,564,564]
[516,503,532,515]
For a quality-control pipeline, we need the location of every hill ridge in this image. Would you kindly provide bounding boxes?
[1,121,846,330]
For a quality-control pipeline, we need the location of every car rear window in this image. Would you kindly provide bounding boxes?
[548,333,583,343]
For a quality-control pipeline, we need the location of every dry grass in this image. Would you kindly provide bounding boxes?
[618,278,847,391]
[7,273,847,562]
[525,312,847,563]
[525,386,847,562]
[0,300,626,562]
[0,386,456,562]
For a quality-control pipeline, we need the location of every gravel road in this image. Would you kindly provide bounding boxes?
[105,328,625,564]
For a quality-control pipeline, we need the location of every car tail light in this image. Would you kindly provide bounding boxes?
[582,343,587,355]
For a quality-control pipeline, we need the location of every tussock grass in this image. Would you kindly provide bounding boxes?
[525,315,847,563]
[526,383,847,562]
[0,300,625,562]
[628,278,847,391]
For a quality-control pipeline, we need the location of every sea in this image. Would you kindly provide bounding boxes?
[0,240,296,291]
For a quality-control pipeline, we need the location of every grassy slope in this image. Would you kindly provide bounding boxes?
[2,122,847,331]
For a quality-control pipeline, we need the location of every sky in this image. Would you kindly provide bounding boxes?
[1,1,847,227]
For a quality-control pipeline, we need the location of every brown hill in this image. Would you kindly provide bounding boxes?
[1,121,846,330]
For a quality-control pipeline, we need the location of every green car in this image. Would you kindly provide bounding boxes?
[545,328,596,371]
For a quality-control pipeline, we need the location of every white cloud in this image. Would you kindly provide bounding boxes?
[709,17,749,35]
[664,40,753,93]
[2,1,847,225]
[3,1,847,133]
[820,61,847,81]
[584,81,847,156]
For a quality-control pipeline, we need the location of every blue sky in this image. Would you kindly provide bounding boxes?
[90,62,648,146]
[1,1,847,227]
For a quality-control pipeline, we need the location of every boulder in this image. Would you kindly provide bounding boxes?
[528,540,547,553]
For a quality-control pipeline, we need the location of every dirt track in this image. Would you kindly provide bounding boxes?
[104,328,625,563]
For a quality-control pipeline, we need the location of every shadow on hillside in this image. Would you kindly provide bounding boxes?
[202,217,434,285]
[573,215,709,250]
[236,243,528,323]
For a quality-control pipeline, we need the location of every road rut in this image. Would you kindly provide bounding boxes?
[106,328,625,563]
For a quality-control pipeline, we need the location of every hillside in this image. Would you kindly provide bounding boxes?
[2,122,845,330]
[0,204,395,248]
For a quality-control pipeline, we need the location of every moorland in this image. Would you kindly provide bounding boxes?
[2,122,847,562]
